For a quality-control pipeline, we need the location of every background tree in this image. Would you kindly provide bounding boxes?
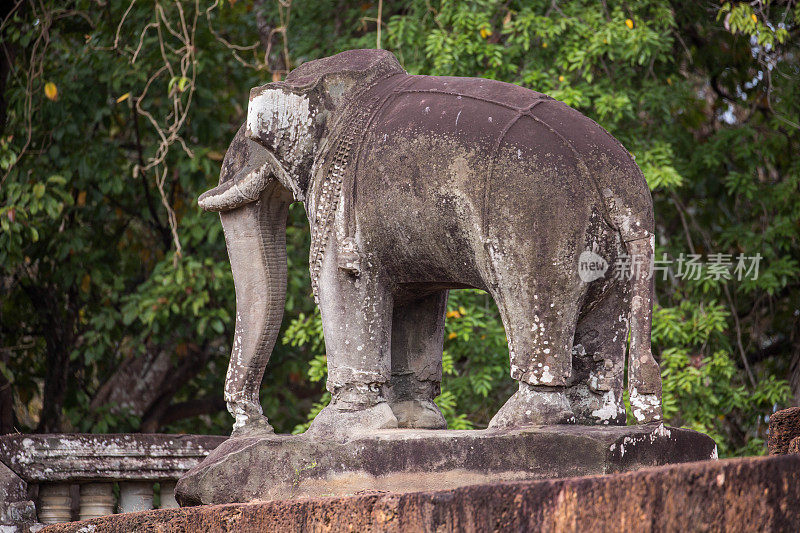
[1,0,796,457]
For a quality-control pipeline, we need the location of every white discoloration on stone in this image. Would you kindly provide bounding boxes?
[231,412,248,432]
[629,387,662,423]
[653,423,671,438]
[710,445,719,460]
[540,366,554,384]
[246,87,314,174]
[591,390,623,423]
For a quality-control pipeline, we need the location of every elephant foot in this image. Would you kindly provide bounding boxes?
[629,388,663,424]
[390,399,447,429]
[307,399,398,441]
[230,415,274,437]
[489,383,575,428]
[567,385,626,426]
[227,400,274,437]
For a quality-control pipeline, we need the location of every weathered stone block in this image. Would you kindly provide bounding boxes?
[0,434,227,483]
[0,460,36,528]
[40,454,800,533]
[767,406,800,455]
[176,423,715,505]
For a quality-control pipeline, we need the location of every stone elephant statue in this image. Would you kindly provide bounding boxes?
[198,49,662,438]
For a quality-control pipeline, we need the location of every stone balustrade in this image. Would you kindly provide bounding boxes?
[0,433,226,530]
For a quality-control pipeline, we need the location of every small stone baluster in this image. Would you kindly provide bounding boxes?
[159,481,179,508]
[117,481,154,513]
[79,482,116,520]
[38,483,73,524]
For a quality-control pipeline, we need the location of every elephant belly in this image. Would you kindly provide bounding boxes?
[356,166,489,289]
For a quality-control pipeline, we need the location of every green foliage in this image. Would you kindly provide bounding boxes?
[0,0,317,434]
[653,302,789,456]
[1,0,797,456]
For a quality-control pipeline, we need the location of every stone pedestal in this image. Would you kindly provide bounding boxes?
[176,423,716,506]
[40,455,800,533]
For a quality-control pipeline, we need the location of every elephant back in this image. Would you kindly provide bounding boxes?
[359,74,652,241]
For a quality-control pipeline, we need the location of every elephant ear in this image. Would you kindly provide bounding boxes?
[245,49,405,148]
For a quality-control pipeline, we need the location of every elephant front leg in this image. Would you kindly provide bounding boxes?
[306,241,398,439]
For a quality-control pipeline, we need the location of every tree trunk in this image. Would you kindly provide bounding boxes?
[91,341,214,432]
[25,285,76,433]
[0,351,14,434]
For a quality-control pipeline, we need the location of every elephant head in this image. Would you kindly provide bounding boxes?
[198,50,404,434]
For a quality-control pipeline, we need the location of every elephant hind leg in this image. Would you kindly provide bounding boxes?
[567,278,630,425]
[389,291,448,429]
[488,262,584,428]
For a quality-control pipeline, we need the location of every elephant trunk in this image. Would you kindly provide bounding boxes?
[219,180,292,432]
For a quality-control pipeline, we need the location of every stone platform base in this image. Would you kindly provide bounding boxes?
[42,454,800,532]
[175,423,716,505]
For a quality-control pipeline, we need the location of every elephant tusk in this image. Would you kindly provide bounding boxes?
[198,144,302,213]
[198,165,271,212]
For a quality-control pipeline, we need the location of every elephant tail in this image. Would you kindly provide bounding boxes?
[623,233,662,423]
[604,187,662,423]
